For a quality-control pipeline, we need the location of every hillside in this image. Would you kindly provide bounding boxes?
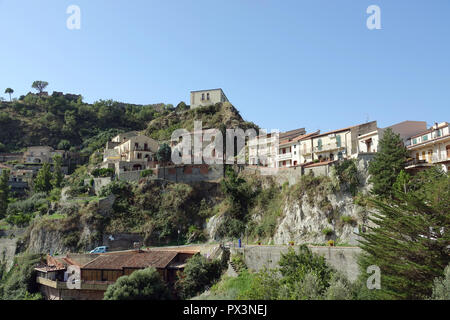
[0,93,258,154]
[145,102,259,141]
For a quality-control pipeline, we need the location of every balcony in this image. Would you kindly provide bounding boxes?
[37,277,111,291]
[314,142,344,153]
[278,152,292,161]
[301,148,312,155]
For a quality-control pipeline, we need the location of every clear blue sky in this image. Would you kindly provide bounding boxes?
[1,0,449,133]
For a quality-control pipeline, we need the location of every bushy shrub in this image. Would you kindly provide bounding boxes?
[231,253,247,274]
[332,159,360,196]
[0,254,43,300]
[6,193,48,226]
[104,267,171,300]
[91,168,114,178]
[322,227,334,236]
[140,169,153,178]
[176,254,225,299]
[340,215,356,226]
[430,265,450,300]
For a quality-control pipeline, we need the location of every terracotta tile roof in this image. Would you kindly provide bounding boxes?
[279,130,320,146]
[81,250,178,270]
[279,128,306,140]
[409,122,449,139]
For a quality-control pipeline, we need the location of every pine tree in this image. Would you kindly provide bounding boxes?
[51,155,64,188]
[34,163,53,193]
[0,169,10,219]
[368,128,409,198]
[358,169,450,299]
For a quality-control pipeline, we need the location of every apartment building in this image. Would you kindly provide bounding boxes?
[249,128,306,168]
[102,132,159,173]
[190,89,229,109]
[309,121,378,163]
[277,131,320,168]
[405,122,450,173]
[357,121,427,154]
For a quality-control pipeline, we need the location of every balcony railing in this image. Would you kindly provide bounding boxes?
[313,142,344,153]
[278,152,292,161]
[301,148,312,155]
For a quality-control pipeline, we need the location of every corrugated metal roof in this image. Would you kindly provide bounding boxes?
[81,250,178,270]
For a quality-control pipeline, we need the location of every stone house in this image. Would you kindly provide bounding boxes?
[190,89,229,109]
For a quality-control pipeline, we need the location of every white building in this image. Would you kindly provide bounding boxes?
[357,121,427,154]
[405,122,450,173]
[248,128,306,168]
[190,89,229,109]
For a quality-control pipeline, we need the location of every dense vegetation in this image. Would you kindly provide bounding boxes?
[103,267,171,300]
[175,254,226,299]
[0,90,175,153]
[358,167,450,299]
[0,254,43,300]
[199,245,366,300]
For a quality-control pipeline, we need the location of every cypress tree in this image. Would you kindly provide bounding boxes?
[34,163,53,193]
[368,128,409,198]
[358,169,450,299]
[51,155,64,188]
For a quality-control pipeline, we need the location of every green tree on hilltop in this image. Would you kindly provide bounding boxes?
[368,128,409,198]
[31,81,48,95]
[4,88,14,101]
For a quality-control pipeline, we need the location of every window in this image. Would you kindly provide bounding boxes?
[422,135,428,142]
[317,139,322,151]
[201,93,205,101]
[437,130,442,137]
[336,135,341,148]
[413,138,417,145]
[207,93,210,100]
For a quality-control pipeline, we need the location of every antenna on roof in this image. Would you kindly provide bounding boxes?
[365,114,370,123]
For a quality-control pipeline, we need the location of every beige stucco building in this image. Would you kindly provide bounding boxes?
[357,121,427,154]
[103,132,159,173]
[190,89,229,109]
[405,122,450,173]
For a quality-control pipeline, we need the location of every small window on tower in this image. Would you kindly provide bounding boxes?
[207,93,210,100]
[201,93,205,101]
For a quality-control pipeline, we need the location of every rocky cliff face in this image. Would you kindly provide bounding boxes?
[272,191,367,245]
[206,158,373,245]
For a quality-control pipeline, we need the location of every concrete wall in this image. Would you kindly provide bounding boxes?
[304,164,330,177]
[84,177,112,195]
[157,164,224,183]
[231,245,361,282]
